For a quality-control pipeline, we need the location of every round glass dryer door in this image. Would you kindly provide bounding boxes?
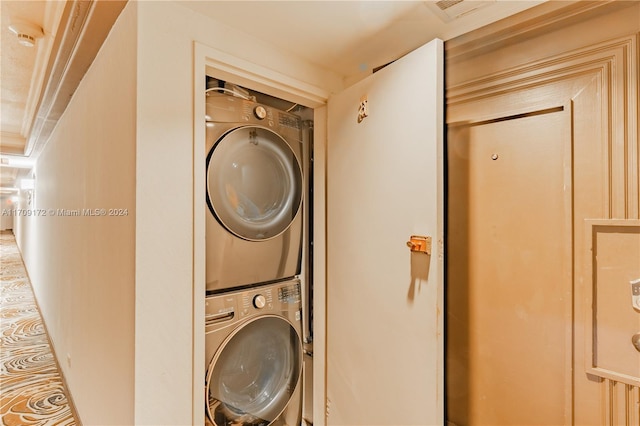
[206,126,303,241]
[206,316,302,426]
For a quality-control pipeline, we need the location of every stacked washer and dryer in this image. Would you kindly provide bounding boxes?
[204,86,307,426]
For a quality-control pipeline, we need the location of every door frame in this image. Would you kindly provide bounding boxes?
[193,41,331,426]
[447,33,639,423]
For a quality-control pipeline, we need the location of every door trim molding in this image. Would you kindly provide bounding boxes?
[198,44,329,108]
[445,1,633,62]
[447,35,637,106]
[447,34,638,220]
[583,219,640,387]
[446,24,639,422]
[192,41,329,426]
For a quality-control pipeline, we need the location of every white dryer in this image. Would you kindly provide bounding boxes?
[205,92,304,293]
[205,279,303,426]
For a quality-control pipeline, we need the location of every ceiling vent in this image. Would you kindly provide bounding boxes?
[425,0,495,22]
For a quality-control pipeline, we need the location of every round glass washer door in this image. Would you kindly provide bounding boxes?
[206,316,302,426]
[206,126,303,241]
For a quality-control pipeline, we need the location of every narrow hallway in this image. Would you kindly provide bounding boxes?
[0,231,77,425]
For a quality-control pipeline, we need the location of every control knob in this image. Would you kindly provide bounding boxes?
[253,105,267,120]
[253,294,266,309]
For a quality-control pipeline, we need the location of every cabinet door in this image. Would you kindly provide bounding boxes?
[326,39,443,425]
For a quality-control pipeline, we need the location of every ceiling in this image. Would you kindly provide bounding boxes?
[0,0,546,196]
[1,1,63,195]
[181,0,545,85]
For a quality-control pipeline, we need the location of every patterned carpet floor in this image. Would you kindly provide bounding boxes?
[0,231,77,425]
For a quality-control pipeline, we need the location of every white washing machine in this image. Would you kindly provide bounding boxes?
[205,279,303,426]
[205,92,304,293]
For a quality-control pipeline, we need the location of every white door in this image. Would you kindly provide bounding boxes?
[326,39,444,425]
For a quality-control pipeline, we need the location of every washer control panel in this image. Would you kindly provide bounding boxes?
[278,282,301,303]
[241,280,300,317]
[205,295,236,328]
[205,279,302,325]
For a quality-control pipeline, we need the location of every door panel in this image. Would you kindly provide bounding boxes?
[446,10,639,420]
[583,220,640,386]
[326,39,443,425]
[447,107,572,425]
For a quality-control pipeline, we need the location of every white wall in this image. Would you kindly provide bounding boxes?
[15,4,137,425]
[15,1,338,424]
[134,2,339,424]
[1,195,15,230]
[15,181,37,270]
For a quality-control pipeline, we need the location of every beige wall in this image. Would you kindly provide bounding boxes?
[1,196,14,230]
[13,1,340,423]
[134,2,338,424]
[15,4,137,425]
